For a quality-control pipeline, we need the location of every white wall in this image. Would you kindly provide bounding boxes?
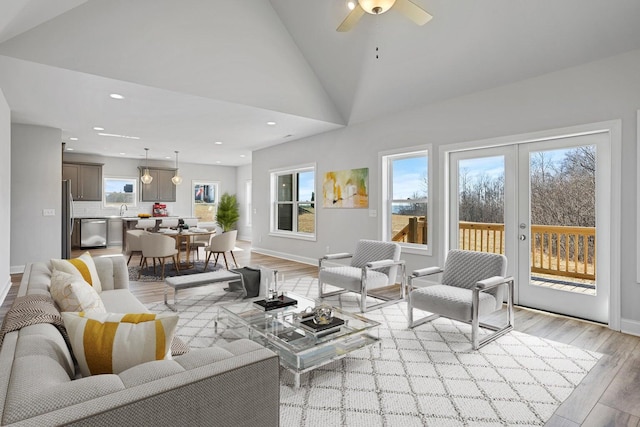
[236,164,252,241]
[63,152,237,221]
[11,124,61,271]
[0,89,10,302]
[252,48,640,326]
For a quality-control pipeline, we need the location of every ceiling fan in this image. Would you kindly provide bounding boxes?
[337,0,433,32]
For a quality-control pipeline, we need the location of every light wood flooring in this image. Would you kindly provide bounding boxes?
[2,240,639,426]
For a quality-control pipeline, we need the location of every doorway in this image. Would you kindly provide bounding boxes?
[448,132,611,323]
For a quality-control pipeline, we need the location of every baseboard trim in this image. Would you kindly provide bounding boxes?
[10,265,25,275]
[0,276,11,309]
[620,318,640,337]
[250,246,317,267]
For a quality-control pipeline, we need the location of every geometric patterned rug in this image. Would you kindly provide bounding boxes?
[145,277,602,426]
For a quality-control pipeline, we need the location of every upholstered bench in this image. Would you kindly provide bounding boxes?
[164,270,244,310]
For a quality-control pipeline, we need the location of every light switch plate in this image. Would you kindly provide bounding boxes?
[43,209,55,216]
[369,209,377,217]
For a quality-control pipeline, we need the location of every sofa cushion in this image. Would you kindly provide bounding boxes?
[99,289,148,313]
[16,324,75,378]
[50,270,106,313]
[62,312,178,376]
[51,252,102,293]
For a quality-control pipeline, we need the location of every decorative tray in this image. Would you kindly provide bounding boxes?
[253,295,298,311]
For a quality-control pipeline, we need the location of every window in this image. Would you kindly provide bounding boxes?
[103,177,137,208]
[381,147,430,251]
[246,180,252,226]
[192,181,219,222]
[270,165,315,239]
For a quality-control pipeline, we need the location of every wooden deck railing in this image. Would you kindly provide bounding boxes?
[456,221,595,281]
[392,216,427,244]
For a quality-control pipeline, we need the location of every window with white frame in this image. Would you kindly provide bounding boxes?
[103,177,137,208]
[381,148,430,249]
[245,180,252,227]
[270,165,315,239]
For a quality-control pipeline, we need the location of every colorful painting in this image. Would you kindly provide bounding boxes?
[322,168,369,208]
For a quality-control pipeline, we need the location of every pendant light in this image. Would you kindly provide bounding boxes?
[171,150,182,185]
[141,148,153,184]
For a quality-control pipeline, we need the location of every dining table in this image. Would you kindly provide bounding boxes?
[158,228,215,270]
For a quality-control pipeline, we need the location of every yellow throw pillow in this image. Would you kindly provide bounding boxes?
[50,269,106,313]
[62,312,178,376]
[51,252,102,293]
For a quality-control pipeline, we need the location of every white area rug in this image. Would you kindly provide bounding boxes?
[146,277,602,426]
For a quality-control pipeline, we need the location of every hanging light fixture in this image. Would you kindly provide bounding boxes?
[141,148,153,184]
[171,150,182,185]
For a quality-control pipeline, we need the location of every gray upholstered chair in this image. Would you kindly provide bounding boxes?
[408,249,514,349]
[318,239,405,312]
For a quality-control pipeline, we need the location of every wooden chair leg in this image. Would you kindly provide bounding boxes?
[173,255,180,273]
[138,257,147,279]
[127,253,132,265]
[160,258,166,281]
[204,252,212,270]
[222,253,229,270]
[230,251,238,268]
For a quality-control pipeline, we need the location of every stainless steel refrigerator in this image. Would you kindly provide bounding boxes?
[61,180,74,259]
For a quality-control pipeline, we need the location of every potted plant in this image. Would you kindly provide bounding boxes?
[215,192,240,232]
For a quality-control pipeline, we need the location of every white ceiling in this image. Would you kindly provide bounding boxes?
[1,0,640,166]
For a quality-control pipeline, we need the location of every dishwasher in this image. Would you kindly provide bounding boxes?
[80,218,108,248]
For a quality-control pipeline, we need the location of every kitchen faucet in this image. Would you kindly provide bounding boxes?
[119,204,128,216]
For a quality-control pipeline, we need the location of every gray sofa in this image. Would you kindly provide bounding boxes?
[0,255,280,426]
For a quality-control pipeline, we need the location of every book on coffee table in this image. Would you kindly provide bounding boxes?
[299,317,344,335]
[253,295,298,311]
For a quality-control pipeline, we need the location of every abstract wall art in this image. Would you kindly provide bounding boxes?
[322,167,368,208]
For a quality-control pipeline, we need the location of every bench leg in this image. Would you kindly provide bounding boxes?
[164,286,178,312]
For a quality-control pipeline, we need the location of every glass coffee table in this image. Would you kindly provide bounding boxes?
[217,292,380,387]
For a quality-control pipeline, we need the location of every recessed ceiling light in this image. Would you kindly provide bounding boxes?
[347,1,356,10]
[266,121,276,126]
[109,93,124,99]
[216,161,221,164]
[119,152,126,155]
[214,141,223,145]
[93,127,104,131]
[240,154,246,158]
[165,156,171,159]
[69,137,78,141]
[66,148,74,151]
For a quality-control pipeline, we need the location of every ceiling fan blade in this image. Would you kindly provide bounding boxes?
[337,4,366,32]
[393,0,433,26]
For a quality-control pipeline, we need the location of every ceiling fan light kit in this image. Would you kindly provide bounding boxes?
[337,0,432,32]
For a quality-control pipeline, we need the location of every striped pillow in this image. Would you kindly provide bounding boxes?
[50,269,106,313]
[51,252,102,293]
[62,312,178,376]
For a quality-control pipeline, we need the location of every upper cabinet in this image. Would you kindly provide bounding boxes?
[139,167,177,202]
[63,162,103,201]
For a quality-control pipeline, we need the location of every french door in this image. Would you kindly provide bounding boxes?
[449,132,611,323]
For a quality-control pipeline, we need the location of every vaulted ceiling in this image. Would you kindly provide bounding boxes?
[1,0,639,166]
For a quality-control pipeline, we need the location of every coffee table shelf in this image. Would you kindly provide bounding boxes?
[217,292,380,387]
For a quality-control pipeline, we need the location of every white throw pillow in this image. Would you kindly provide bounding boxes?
[62,312,178,376]
[50,269,106,313]
[51,251,102,293]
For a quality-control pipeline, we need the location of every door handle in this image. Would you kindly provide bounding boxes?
[519,234,527,241]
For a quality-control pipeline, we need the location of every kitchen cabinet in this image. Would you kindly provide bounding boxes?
[107,218,123,246]
[63,162,103,201]
[139,167,177,202]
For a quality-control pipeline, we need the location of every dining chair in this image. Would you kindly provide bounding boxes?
[407,249,514,349]
[136,219,157,231]
[139,233,180,280]
[125,229,150,265]
[318,239,405,312]
[203,230,238,270]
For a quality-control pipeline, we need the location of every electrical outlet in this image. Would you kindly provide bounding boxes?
[42,209,55,216]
